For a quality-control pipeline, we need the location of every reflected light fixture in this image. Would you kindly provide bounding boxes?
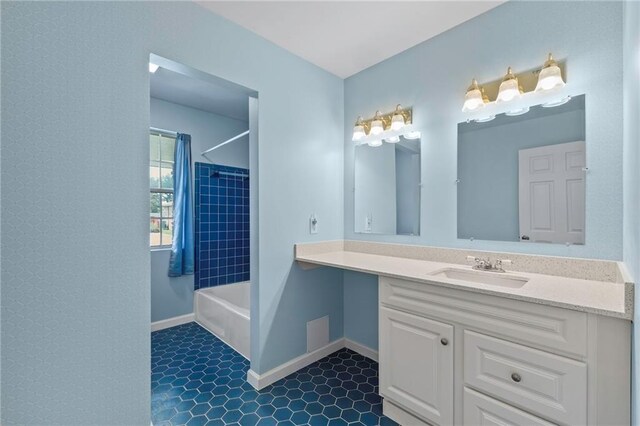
[352,116,366,141]
[385,136,400,143]
[505,106,530,116]
[368,139,383,147]
[370,111,384,135]
[462,79,485,112]
[149,63,160,73]
[535,53,565,92]
[475,115,496,123]
[542,95,571,108]
[404,131,421,140]
[390,105,406,130]
[496,67,521,103]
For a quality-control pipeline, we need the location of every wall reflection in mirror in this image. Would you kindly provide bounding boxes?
[457,95,586,245]
[354,135,421,235]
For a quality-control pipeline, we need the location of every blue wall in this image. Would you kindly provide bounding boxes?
[1,2,344,424]
[150,98,249,323]
[343,1,624,354]
[458,98,585,242]
[343,271,379,351]
[194,163,250,289]
[623,0,640,423]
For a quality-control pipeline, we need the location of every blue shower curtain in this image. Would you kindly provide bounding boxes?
[168,133,194,277]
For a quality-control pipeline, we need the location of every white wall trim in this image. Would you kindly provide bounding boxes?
[151,313,194,332]
[344,338,379,362]
[246,338,379,390]
[247,339,345,390]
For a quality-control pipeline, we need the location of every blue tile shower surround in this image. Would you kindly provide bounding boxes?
[195,163,250,290]
[151,323,398,426]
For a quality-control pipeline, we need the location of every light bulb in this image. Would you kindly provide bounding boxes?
[535,53,565,92]
[370,111,384,135]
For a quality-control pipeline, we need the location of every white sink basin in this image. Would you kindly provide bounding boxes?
[429,268,529,288]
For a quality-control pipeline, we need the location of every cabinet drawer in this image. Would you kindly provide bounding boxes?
[380,276,587,359]
[464,387,556,426]
[464,330,586,425]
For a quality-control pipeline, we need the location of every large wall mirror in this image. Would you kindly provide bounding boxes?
[457,95,586,245]
[354,135,421,235]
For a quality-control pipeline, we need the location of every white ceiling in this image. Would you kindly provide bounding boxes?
[199,1,505,78]
[150,67,249,122]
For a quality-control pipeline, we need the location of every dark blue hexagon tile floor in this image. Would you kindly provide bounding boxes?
[152,322,398,426]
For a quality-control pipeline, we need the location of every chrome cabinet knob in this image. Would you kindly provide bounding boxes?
[440,338,448,346]
[511,373,522,383]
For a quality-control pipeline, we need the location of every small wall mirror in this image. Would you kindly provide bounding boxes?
[354,135,421,235]
[457,94,586,245]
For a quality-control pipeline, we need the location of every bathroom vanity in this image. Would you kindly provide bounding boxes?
[295,241,633,426]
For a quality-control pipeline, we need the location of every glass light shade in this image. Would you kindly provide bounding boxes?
[403,131,421,140]
[535,53,565,92]
[505,107,530,116]
[535,65,565,92]
[385,136,400,143]
[475,115,495,123]
[390,113,405,130]
[462,79,485,112]
[149,63,160,73]
[370,119,384,135]
[352,124,366,141]
[542,96,571,108]
[496,67,521,103]
[497,79,520,102]
[368,139,382,147]
[462,89,484,111]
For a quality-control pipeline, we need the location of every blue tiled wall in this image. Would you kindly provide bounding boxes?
[195,163,250,289]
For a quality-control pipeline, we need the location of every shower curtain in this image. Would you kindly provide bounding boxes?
[168,133,194,277]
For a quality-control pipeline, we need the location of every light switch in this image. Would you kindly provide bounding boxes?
[310,214,318,234]
[364,214,372,233]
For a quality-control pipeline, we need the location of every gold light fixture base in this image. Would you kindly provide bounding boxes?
[477,60,566,101]
[357,105,413,135]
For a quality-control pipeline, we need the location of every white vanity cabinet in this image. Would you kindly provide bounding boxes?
[378,276,631,426]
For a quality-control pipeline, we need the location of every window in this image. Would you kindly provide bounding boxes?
[150,132,175,248]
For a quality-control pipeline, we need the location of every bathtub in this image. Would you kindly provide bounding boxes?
[195,281,250,360]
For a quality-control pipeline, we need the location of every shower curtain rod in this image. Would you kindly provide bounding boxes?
[150,126,177,136]
[201,130,250,157]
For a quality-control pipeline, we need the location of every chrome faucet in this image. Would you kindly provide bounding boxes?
[466,256,511,273]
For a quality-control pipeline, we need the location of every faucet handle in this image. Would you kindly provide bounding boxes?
[495,259,512,270]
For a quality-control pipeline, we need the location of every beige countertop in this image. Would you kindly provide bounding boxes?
[295,241,633,320]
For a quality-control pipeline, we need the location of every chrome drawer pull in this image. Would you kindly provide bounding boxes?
[511,373,522,383]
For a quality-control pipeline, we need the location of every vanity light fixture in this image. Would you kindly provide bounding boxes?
[535,53,565,92]
[351,105,413,144]
[352,116,366,141]
[368,139,383,147]
[542,95,572,108]
[390,105,406,130]
[475,115,496,123]
[496,67,522,103]
[462,79,486,112]
[149,62,160,73]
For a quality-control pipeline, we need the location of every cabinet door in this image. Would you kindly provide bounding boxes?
[379,307,453,425]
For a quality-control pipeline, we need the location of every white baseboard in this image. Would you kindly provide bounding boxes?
[344,338,379,362]
[247,339,344,390]
[151,313,194,332]
[246,337,379,390]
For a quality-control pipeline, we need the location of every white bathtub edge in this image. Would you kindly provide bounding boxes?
[344,338,379,362]
[247,339,345,390]
[151,313,195,332]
